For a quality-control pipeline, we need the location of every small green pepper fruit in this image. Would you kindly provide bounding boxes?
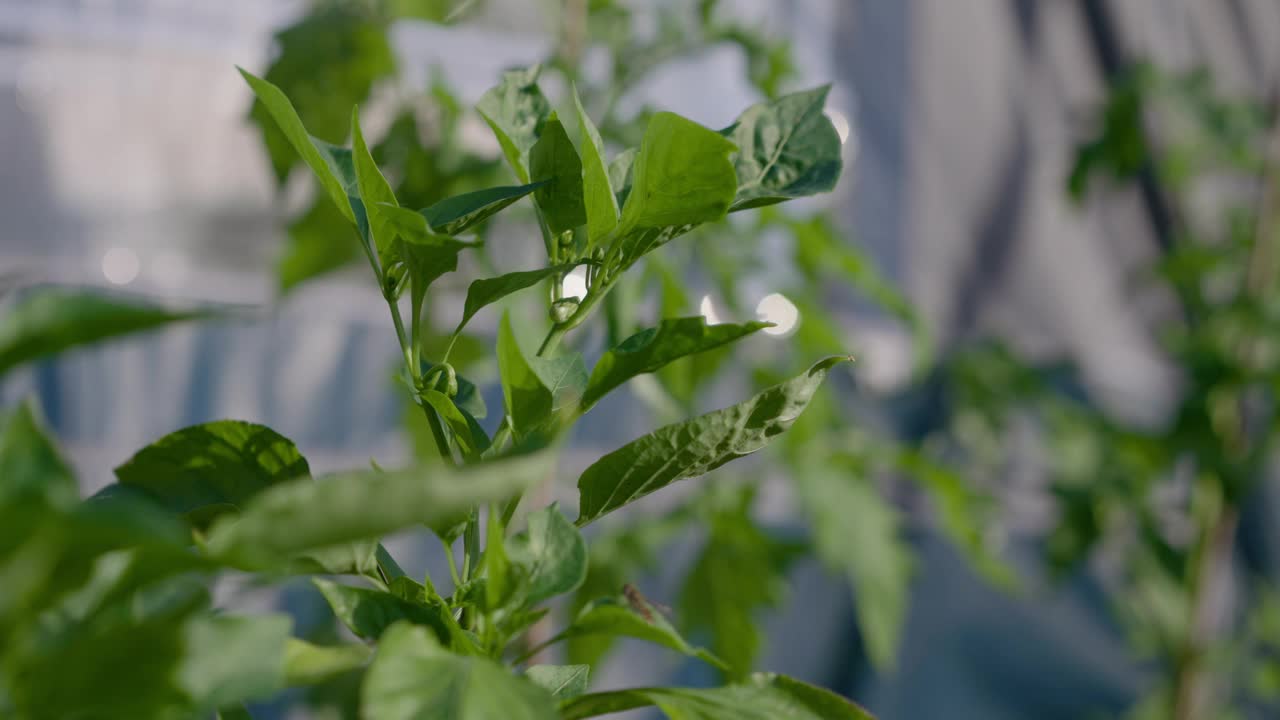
[551,297,580,323]
[422,363,459,398]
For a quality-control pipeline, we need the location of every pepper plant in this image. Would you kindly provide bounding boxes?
[0,58,876,718]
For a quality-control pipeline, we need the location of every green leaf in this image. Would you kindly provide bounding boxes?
[476,66,552,183]
[421,360,487,419]
[0,288,210,378]
[361,622,560,720]
[506,504,587,606]
[679,487,799,679]
[0,401,76,508]
[240,67,357,222]
[559,673,876,720]
[530,113,587,234]
[608,148,637,209]
[352,107,400,269]
[721,86,843,211]
[114,420,311,531]
[205,452,549,569]
[421,183,544,236]
[524,664,589,700]
[581,317,770,412]
[313,578,451,642]
[618,112,738,233]
[560,595,726,671]
[283,637,371,686]
[485,504,514,611]
[418,389,489,459]
[572,86,618,244]
[794,462,911,670]
[576,356,850,524]
[176,614,291,713]
[455,264,580,337]
[496,313,588,440]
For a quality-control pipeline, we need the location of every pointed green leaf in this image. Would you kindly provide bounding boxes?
[421,183,544,236]
[560,673,876,720]
[352,107,400,269]
[418,389,489,459]
[618,112,738,233]
[581,317,771,412]
[476,66,552,183]
[114,421,310,531]
[0,401,76,508]
[454,264,580,337]
[530,113,587,234]
[205,452,549,568]
[485,504,514,611]
[608,148,637,209]
[497,314,587,440]
[239,67,357,222]
[506,504,587,606]
[313,578,451,642]
[524,664,589,700]
[361,622,559,720]
[721,86,843,211]
[560,595,725,671]
[576,356,850,524]
[572,86,618,244]
[0,288,211,378]
[283,637,371,686]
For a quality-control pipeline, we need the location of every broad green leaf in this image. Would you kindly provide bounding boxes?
[608,148,637,209]
[524,664,589,700]
[205,452,549,568]
[530,352,589,424]
[794,462,910,670]
[581,317,771,412]
[454,264,580,337]
[284,638,371,686]
[114,420,311,531]
[572,85,618,244]
[679,487,800,679]
[0,401,76,508]
[361,622,559,720]
[313,578,450,642]
[617,112,737,233]
[506,504,587,607]
[559,595,725,671]
[421,182,544,236]
[530,113,587,234]
[476,66,552,183]
[352,107,401,269]
[0,288,210,378]
[176,613,291,712]
[721,86,843,211]
[418,389,489,458]
[498,312,589,440]
[576,356,851,524]
[559,673,876,720]
[239,67,357,222]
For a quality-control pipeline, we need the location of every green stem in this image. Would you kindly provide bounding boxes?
[443,537,462,589]
[536,280,609,356]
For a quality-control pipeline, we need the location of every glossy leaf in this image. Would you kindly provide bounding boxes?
[352,108,400,269]
[422,182,544,236]
[313,578,450,642]
[572,86,618,244]
[114,420,311,531]
[0,401,76,508]
[476,66,552,183]
[455,264,580,337]
[239,67,357,222]
[559,595,726,670]
[506,504,587,607]
[576,356,850,524]
[205,452,549,568]
[618,112,738,233]
[721,86,842,210]
[0,288,210,378]
[581,317,771,412]
[560,673,876,720]
[361,622,559,720]
[530,113,587,234]
[524,664,589,700]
